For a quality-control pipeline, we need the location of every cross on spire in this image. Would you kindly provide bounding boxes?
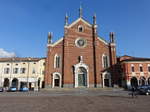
[79,5,83,18]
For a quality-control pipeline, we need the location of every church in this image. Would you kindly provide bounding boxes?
[45,7,117,88]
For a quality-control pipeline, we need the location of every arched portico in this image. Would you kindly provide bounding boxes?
[139,76,146,86]
[74,62,89,88]
[52,72,62,88]
[148,77,150,85]
[131,77,138,87]
[11,78,19,88]
[3,78,10,88]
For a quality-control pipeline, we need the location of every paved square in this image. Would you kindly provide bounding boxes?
[0,89,149,112]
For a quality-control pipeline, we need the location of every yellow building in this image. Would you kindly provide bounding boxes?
[0,57,45,90]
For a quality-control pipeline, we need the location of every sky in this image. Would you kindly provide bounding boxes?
[0,0,150,58]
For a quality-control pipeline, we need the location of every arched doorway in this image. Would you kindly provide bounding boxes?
[139,77,146,86]
[148,77,150,85]
[102,73,111,87]
[3,78,9,88]
[52,72,62,88]
[131,77,138,87]
[77,67,87,87]
[11,78,18,88]
[74,61,89,88]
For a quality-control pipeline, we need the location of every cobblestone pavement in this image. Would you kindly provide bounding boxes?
[0,88,129,97]
[0,88,150,112]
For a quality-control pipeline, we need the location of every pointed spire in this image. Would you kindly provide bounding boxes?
[79,5,83,18]
[48,32,52,44]
[65,13,68,26]
[93,13,96,25]
[110,32,115,43]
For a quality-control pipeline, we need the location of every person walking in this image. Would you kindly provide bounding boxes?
[131,86,137,98]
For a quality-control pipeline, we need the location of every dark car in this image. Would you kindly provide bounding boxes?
[0,87,3,92]
[8,87,17,92]
[137,85,150,95]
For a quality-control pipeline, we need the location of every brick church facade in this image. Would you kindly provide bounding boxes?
[45,7,118,88]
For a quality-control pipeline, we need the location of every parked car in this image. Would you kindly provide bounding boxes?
[0,87,3,92]
[8,87,17,92]
[137,85,150,95]
[20,87,29,92]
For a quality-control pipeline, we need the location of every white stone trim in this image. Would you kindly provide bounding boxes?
[102,54,110,69]
[47,38,63,47]
[54,54,58,68]
[54,54,61,69]
[52,72,62,88]
[74,61,89,88]
[67,18,92,28]
[131,72,136,76]
[97,37,108,45]
[75,37,87,48]
[140,72,144,76]
[102,71,111,87]
[102,54,105,68]
[122,61,150,64]
[131,64,134,66]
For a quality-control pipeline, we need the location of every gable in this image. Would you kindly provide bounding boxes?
[67,18,92,28]
[48,37,63,47]
[97,37,108,45]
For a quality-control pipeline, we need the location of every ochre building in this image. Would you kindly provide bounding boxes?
[0,57,45,90]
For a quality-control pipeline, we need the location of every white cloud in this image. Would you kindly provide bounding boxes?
[0,48,16,58]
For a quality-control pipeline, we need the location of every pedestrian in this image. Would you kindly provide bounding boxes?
[131,86,137,98]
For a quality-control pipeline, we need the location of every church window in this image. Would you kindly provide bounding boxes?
[75,38,87,48]
[78,25,83,32]
[54,54,61,68]
[102,55,109,69]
